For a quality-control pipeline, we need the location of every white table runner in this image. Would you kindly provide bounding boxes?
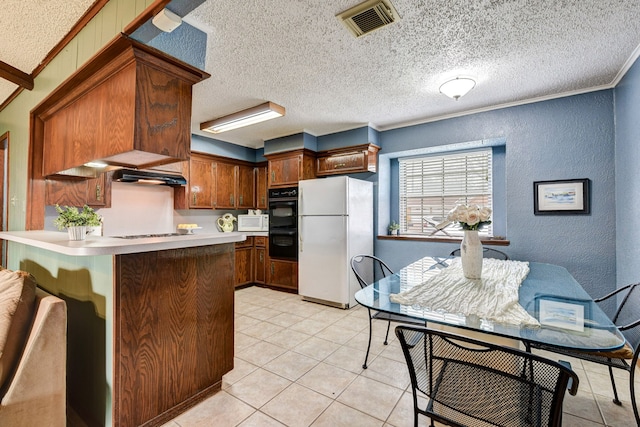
[390,258,539,326]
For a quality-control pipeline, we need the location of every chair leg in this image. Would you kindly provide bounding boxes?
[608,366,622,405]
[384,320,391,345]
[363,308,373,369]
[630,364,640,426]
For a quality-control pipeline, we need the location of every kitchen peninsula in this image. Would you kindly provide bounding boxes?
[0,231,245,427]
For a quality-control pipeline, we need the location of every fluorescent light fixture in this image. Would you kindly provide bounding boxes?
[200,102,285,134]
[439,77,476,100]
[152,8,182,33]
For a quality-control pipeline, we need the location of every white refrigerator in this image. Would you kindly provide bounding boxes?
[298,176,373,308]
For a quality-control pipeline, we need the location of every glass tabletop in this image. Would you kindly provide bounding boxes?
[354,256,625,351]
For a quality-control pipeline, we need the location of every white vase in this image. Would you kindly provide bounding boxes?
[461,230,483,279]
[67,226,87,241]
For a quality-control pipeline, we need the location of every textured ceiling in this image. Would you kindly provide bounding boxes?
[2,1,640,149]
[0,0,94,104]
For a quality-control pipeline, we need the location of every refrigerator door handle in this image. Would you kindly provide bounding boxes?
[299,216,303,252]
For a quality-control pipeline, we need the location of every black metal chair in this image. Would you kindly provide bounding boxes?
[526,283,640,425]
[449,247,510,260]
[350,254,424,369]
[396,325,579,427]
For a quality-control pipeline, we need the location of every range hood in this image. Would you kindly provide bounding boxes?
[112,169,187,186]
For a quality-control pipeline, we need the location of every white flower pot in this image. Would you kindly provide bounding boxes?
[461,230,483,279]
[67,226,88,241]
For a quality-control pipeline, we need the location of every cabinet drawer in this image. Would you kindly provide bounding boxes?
[254,236,267,247]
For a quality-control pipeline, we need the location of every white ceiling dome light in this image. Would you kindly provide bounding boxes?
[439,77,476,100]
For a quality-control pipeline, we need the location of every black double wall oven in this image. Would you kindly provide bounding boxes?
[268,187,298,260]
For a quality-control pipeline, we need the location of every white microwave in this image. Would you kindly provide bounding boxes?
[237,214,269,231]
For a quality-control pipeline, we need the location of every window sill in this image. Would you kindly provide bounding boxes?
[377,234,510,246]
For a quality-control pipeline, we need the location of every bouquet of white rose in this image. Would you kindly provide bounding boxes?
[445,203,492,231]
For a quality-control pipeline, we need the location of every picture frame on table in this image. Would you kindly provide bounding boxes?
[535,295,591,333]
[533,178,590,215]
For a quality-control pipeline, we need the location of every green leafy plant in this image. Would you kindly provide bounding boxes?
[53,204,102,230]
[388,221,400,232]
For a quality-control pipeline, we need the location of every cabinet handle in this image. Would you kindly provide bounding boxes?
[95,184,102,201]
[230,195,234,205]
[260,252,263,262]
[240,195,243,205]
[192,193,197,205]
[334,163,346,169]
[271,171,275,182]
[270,262,274,277]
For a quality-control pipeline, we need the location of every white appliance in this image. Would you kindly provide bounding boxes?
[298,176,373,308]
[237,214,269,231]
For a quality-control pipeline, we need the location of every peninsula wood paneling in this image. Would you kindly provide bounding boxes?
[114,244,235,427]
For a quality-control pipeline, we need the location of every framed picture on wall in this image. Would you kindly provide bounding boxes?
[533,178,590,215]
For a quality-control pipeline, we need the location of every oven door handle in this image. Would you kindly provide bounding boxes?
[269,229,297,236]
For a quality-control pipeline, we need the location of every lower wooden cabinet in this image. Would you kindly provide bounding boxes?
[235,237,254,287]
[254,237,267,284]
[267,258,298,291]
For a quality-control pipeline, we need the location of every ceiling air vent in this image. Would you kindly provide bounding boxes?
[337,0,400,37]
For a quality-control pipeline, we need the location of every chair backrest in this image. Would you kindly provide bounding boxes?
[612,283,640,354]
[395,325,578,427]
[450,247,509,260]
[350,255,394,289]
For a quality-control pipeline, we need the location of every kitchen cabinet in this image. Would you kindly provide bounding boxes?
[236,164,255,209]
[316,143,380,176]
[188,155,215,208]
[186,153,258,210]
[255,164,268,210]
[268,258,298,291]
[46,172,112,208]
[214,161,236,209]
[254,236,267,284]
[266,149,316,188]
[235,237,254,287]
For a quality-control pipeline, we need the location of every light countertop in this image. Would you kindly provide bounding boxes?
[0,230,248,256]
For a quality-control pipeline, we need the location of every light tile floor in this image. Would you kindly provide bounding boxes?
[163,286,638,427]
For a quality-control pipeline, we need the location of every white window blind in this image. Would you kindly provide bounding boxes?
[399,149,493,236]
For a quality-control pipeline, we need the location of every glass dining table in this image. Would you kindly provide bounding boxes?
[354,256,626,352]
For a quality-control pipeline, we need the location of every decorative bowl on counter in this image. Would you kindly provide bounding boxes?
[177,224,201,234]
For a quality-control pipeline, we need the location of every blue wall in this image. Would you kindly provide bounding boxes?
[614,58,640,288]
[376,91,616,299]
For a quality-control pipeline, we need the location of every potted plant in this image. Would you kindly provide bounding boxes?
[53,204,102,240]
[388,221,400,236]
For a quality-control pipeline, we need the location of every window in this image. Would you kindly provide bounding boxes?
[399,149,493,236]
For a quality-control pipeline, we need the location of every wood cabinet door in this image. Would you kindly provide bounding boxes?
[189,157,214,208]
[236,164,255,209]
[255,165,268,209]
[86,173,109,207]
[235,247,254,287]
[269,156,300,187]
[45,179,88,207]
[268,259,298,291]
[214,162,236,209]
[255,248,266,284]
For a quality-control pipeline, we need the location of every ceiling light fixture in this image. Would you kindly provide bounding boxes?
[152,8,182,33]
[439,77,476,100]
[200,102,285,134]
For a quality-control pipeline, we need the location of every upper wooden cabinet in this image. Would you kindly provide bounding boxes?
[34,35,209,177]
[46,172,113,208]
[185,153,257,210]
[316,143,380,176]
[255,164,268,210]
[266,149,316,188]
